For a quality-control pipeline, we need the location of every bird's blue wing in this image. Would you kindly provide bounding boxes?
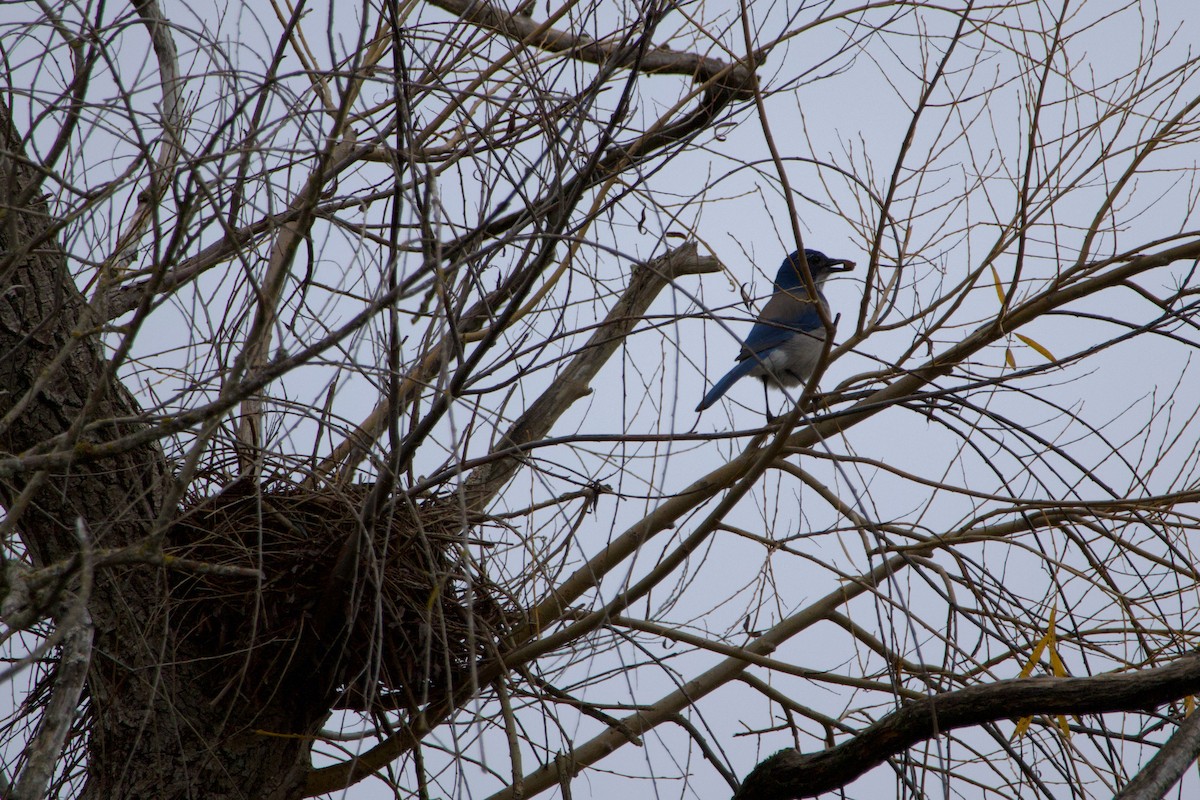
[738,294,825,361]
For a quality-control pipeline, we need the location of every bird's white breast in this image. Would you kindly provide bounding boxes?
[746,330,827,387]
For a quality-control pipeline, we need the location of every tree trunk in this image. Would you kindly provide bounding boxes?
[1,95,326,800]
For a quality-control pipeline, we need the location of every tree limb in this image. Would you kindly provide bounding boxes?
[1113,703,1200,800]
[734,652,1200,800]
[460,241,719,511]
[9,607,92,800]
[424,0,754,87]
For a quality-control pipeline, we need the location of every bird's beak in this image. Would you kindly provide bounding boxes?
[828,259,856,272]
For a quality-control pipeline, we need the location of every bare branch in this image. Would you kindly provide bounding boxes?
[734,653,1200,800]
[1113,707,1200,800]
[461,241,719,509]
[9,608,92,800]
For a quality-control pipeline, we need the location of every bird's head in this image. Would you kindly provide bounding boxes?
[774,249,856,290]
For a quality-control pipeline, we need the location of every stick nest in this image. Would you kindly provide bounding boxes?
[166,477,512,709]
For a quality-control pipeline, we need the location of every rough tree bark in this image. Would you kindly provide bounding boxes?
[1,95,327,800]
[734,653,1200,800]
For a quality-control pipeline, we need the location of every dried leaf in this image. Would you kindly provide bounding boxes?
[990,264,1007,304]
[1016,333,1056,363]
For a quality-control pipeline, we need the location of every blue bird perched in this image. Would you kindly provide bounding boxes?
[696,249,855,413]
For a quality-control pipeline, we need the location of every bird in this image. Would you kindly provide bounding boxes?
[696,248,855,413]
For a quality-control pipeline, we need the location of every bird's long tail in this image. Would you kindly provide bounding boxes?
[695,359,756,412]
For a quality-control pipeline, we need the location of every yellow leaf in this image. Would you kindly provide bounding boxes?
[1018,635,1048,679]
[990,265,1007,304]
[1012,716,1032,739]
[1014,607,1062,740]
[1049,644,1066,677]
[1015,333,1056,363]
[1005,347,1016,368]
